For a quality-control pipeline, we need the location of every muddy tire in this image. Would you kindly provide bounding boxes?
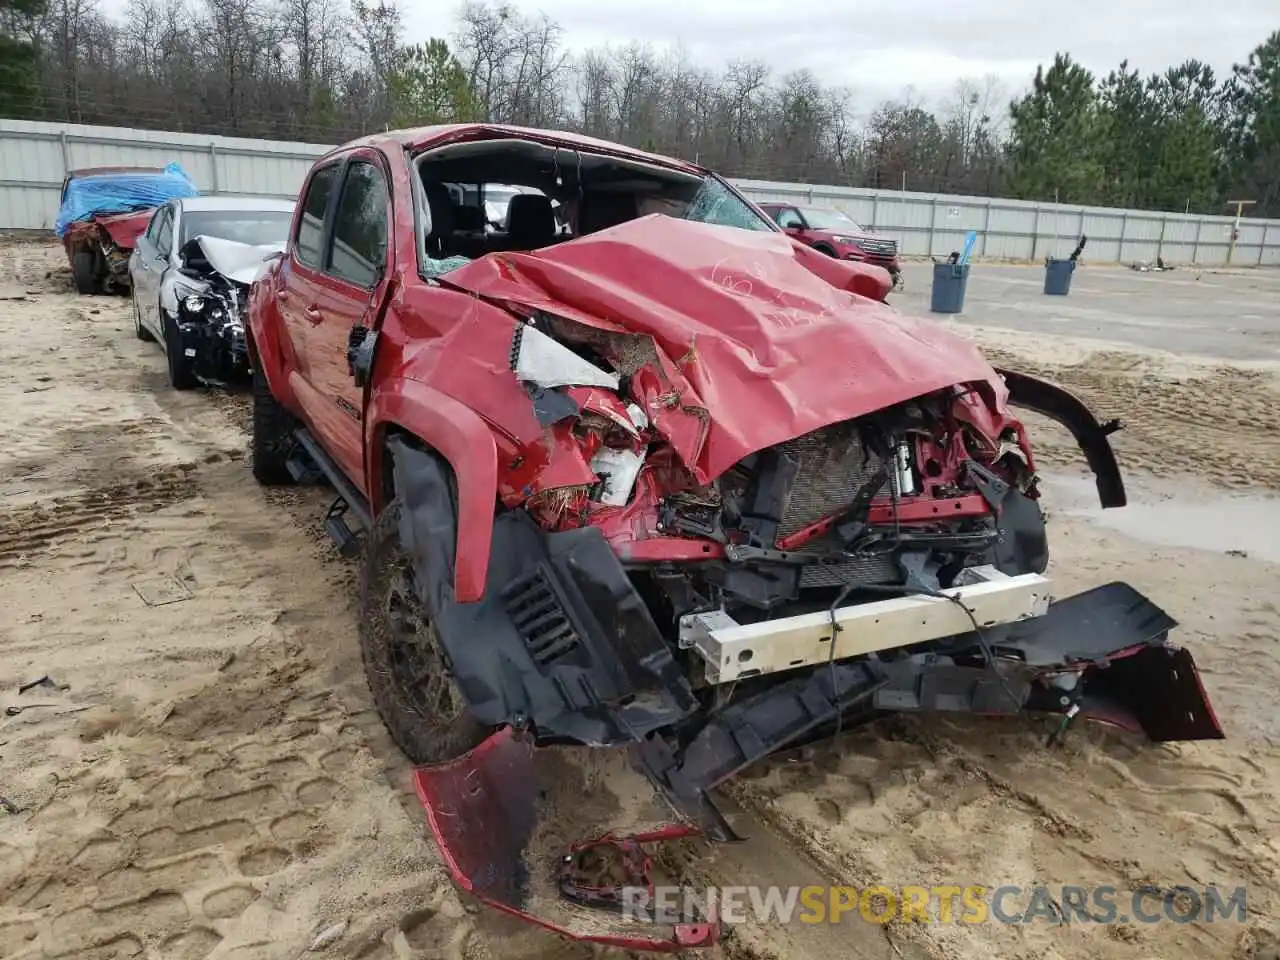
[359,497,491,765]
[251,366,296,485]
[72,249,99,294]
[133,293,154,342]
[163,313,196,390]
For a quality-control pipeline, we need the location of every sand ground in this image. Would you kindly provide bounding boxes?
[1,240,1278,960]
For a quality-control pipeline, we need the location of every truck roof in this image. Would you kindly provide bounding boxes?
[326,123,708,178]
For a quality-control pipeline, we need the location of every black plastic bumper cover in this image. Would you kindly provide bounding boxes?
[389,436,699,747]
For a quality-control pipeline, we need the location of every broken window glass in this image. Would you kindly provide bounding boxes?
[682,178,774,233]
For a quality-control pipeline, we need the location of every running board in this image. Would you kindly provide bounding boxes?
[290,428,374,544]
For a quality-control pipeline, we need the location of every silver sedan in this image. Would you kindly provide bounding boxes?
[129,196,296,389]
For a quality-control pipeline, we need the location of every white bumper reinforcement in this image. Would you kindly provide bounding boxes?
[678,565,1052,684]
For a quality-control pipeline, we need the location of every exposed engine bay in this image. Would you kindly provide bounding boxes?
[171,235,276,384]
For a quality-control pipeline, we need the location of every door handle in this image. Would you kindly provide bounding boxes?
[304,305,323,324]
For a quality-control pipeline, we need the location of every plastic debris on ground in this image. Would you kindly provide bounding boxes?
[54,162,200,238]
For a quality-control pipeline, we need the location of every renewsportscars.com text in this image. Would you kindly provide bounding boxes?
[621,884,1248,926]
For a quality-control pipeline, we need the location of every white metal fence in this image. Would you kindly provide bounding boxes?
[3,117,1278,267]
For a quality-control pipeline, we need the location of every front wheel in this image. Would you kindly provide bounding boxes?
[359,497,492,765]
[163,313,196,390]
[250,365,296,485]
[133,293,155,342]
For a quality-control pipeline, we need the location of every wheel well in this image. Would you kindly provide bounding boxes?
[378,428,454,507]
[376,426,502,522]
[813,243,837,257]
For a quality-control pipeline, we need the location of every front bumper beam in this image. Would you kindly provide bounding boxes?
[680,565,1050,683]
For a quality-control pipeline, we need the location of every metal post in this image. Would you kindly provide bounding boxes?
[981,200,991,257]
[870,194,878,230]
[1225,200,1256,265]
[1155,215,1167,263]
[1191,219,1202,264]
[58,131,70,177]
[209,143,219,194]
[1119,212,1128,262]
[1261,223,1270,267]
[1031,206,1041,261]
[928,196,937,258]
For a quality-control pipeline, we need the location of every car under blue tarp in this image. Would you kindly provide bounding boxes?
[55,162,200,238]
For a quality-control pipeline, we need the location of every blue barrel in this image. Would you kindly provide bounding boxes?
[1043,258,1076,295]
[930,263,970,314]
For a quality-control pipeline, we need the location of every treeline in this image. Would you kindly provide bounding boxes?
[1,0,1277,216]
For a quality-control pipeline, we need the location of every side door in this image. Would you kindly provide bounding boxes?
[275,159,345,452]
[303,153,394,492]
[134,204,172,336]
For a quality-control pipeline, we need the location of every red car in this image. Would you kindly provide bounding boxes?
[758,202,903,288]
[58,166,196,295]
[246,123,1220,952]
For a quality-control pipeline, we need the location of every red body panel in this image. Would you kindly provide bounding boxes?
[61,208,154,253]
[95,209,155,249]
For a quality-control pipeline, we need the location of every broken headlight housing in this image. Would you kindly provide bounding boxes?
[182,294,225,320]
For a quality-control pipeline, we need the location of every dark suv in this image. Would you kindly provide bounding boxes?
[758,202,902,288]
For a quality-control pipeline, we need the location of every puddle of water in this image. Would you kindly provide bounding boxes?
[1045,474,1280,562]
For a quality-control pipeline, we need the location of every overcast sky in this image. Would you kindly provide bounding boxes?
[406,0,1277,117]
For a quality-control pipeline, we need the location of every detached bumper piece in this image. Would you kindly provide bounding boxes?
[414,580,1220,952]
[413,727,719,951]
[641,581,1223,837]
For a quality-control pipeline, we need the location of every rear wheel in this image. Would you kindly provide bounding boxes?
[72,249,99,294]
[163,313,196,390]
[251,365,297,485]
[360,497,491,764]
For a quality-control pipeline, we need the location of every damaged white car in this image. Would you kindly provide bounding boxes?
[129,196,296,389]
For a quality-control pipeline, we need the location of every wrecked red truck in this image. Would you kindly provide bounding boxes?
[245,123,1223,950]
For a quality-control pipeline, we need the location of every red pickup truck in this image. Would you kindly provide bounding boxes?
[245,122,1219,952]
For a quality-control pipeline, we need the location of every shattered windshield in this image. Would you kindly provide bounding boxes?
[682,178,775,232]
[181,210,294,247]
[799,207,863,231]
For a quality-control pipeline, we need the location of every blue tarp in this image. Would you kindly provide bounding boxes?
[54,162,200,238]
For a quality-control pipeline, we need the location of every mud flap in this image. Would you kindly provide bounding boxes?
[413,727,720,951]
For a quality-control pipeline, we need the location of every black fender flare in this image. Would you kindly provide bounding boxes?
[995,367,1126,508]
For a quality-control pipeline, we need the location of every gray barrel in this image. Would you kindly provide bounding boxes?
[1043,258,1076,295]
[930,263,970,314]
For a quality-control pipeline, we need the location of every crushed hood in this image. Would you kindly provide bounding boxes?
[441,215,1009,481]
[193,235,287,285]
